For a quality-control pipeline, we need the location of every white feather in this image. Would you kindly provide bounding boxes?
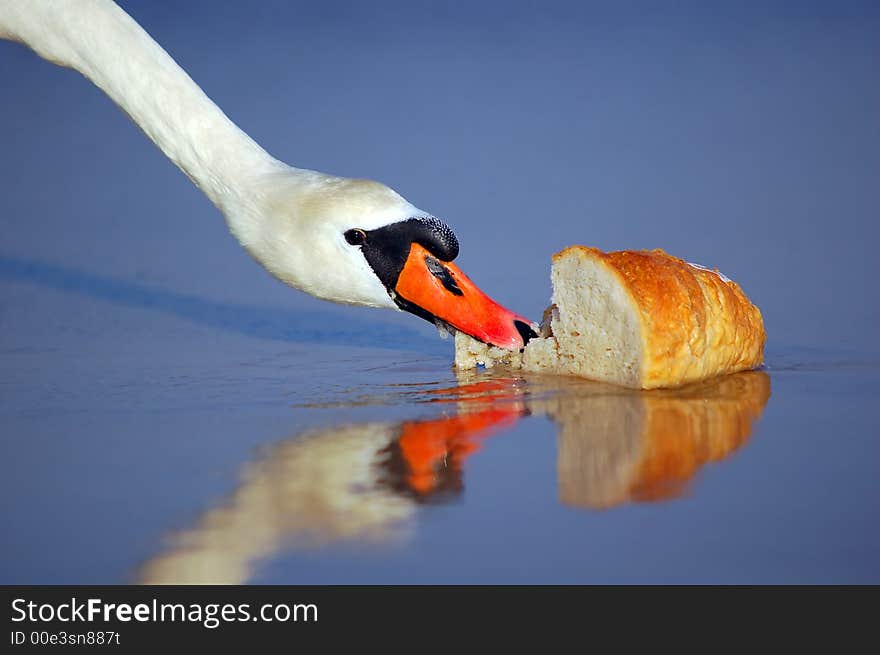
[0,0,429,308]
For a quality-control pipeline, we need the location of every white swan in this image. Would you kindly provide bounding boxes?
[0,0,534,349]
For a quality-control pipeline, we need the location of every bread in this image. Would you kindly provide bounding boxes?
[454,246,765,389]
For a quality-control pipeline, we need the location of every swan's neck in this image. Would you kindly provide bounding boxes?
[0,0,281,214]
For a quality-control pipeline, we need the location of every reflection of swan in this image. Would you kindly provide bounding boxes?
[138,373,769,584]
[0,0,530,348]
[138,401,524,584]
[530,371,772,509]
[138,423,407,585]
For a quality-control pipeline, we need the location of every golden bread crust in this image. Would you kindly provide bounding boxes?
[552,246,765,388]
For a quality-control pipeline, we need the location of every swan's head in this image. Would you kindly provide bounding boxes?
[243,172,534,349]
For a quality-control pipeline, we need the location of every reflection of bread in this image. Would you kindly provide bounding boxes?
[531,371,771,509]
[456,246,765,389]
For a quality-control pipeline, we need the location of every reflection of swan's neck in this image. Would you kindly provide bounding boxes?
[139,424,413,585]
[2,0,280,215]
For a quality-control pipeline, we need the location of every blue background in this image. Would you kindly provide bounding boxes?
[1,0,877,583]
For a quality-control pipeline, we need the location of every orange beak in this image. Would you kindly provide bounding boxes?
[394,243,535,350]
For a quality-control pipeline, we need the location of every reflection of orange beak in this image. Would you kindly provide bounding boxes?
[394,243,535,350]
[398,406,524,496]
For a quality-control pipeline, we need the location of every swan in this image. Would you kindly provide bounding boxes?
[0,0,534,349]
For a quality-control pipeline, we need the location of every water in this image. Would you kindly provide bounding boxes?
[1,1,878,584]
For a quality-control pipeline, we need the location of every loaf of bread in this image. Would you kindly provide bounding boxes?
[455,246,765,389]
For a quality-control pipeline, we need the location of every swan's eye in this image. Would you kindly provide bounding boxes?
[344,229,367,246]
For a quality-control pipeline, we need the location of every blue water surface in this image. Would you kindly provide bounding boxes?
[1,0,877,584]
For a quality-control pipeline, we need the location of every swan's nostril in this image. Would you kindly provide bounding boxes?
[424,256,464,296]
